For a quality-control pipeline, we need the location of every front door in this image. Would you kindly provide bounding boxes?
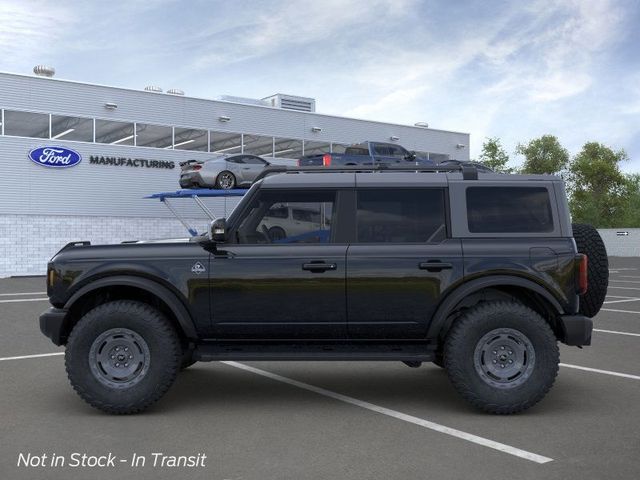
[347,187,464,338]
[210,188,348,338]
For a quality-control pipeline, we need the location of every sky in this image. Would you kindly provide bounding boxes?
[1,0,639,170]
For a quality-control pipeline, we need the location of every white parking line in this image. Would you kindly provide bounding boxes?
[222,361,553,464]
[0,352,63,362]
[606,286,640,292]
[594,328,640,338]
[560,363,640,381]
[616,275,640,279]
[609,268,637,271]
[603,297,640,305]
[0,297,49,304]
[0,292,47,296]
[609,280,640,284]
[601,308,640,314]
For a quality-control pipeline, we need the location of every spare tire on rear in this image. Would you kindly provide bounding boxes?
[572,223,608,318]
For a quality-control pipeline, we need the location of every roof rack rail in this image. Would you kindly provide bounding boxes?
[254,163,479,183]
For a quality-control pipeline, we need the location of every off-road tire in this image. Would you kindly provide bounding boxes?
[572,223,608,318]
[215,171,236,190]
[65,300,182,414]
[444,301,559,414]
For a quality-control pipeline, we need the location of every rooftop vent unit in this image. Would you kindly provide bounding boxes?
[262,94,316,112]
[216,95,270,107]
[167,88,184,96]
[144,85,163,93]
[33,65,55,77]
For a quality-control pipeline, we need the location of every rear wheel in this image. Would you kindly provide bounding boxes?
[268,226,287,242]
[572,223,608,318]
[215,171,236,190]
[444,301,559,414]
[65,300,182,414]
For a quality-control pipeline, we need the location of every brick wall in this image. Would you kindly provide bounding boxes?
[0,214,211,277]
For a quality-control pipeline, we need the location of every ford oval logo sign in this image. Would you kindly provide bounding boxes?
[28,146,82,168]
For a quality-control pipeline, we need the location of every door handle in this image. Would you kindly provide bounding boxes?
[418,261,453,272]
[302,262,337,272]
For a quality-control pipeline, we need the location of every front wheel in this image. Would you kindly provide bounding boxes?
[65,300,182,414]
[444,301,559,414]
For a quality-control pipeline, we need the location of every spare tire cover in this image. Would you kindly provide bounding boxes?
[572,223,609,318]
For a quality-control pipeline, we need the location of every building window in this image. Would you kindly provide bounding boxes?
[331,143,349,154]
[303,140,331,156]
[135,123,172,148]
[4,110,49,138]
[210,131,243,154]
[95,119,135,145]
[273,137,303,159]
[51,115,93,142]
[244,134,274,157]
[429,153,450,163]
[173,127,208,151]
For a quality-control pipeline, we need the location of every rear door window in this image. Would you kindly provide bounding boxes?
[356,189,447,243]
[466,187,554,233]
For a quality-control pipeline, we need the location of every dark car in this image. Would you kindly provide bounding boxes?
[298,141,436,167]
[40,165,608,414]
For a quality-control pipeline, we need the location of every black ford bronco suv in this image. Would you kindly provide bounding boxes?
[39,165,608,414]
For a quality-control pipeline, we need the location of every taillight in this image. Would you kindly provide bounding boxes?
[297,159,301,166]
[322,154,331,167]
[577,254,588,295]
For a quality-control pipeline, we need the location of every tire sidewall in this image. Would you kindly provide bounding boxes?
[216,171,235,190]
[445,303,559,411]
[66,302,180,411]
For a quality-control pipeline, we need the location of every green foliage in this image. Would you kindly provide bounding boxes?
[568,142,633,227]
[478,137,513,173]
[516,135,569,175]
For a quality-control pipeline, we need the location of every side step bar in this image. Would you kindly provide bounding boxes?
[194,342,435,362]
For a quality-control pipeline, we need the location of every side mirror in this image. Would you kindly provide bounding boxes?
[209,218,227,243]
[405,151,417,160]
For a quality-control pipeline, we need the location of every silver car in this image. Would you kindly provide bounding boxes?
[179,154,270,189]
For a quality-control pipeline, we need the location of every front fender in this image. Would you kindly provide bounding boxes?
[64,275,198,339]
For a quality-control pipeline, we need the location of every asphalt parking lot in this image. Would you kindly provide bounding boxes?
[1,258,640,480]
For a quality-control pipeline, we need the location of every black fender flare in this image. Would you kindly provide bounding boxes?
[426,275,564,341]
[64,275,198,339]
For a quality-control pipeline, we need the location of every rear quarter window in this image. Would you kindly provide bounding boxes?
[466,187,554,233]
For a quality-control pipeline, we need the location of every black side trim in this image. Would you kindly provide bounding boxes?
[560,315,593,346]
[39,307,68,346]
[64,275,197,339]
[195,341,436,362]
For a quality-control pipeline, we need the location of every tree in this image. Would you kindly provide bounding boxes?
[478,137,513,173]
[568,142,629,227]
[516,135,569,175]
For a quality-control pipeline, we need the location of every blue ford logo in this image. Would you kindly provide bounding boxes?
[28,146,82,168]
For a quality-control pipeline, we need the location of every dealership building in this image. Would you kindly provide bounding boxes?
[0,68,470,277]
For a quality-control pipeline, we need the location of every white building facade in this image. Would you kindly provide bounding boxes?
[0,71,470,277]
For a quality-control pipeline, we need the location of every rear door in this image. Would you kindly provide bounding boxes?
[346,185,464,338]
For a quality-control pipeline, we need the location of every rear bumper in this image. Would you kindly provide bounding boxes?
[179,172,206,188]
[39,307,68,346]
[560,314,593,346]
